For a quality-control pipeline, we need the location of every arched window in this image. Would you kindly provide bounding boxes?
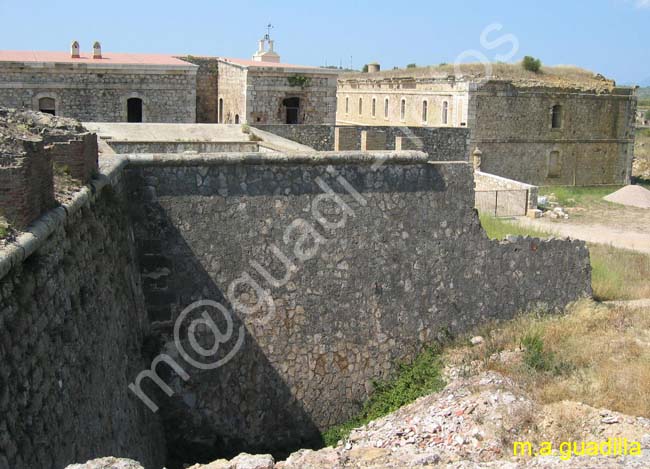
[345,97,349,114]
[218,98,224,124]
[400,99,406,121]
[384,98,389,118]
[422,100,428,124]
[442,101,449,125]
[358,97,363,115]
[127,97,143,123]
[235,114,240,124]
[371,98,376,117]
[39,97,56,116]
[551,104,563,129]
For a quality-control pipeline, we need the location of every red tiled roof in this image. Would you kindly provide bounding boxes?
[0,50,195,67]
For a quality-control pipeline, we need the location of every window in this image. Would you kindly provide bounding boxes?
[384,98,389,118]
[283,97,300,124]
[218,98,224,124]
[400,99,406,121]
[422,100,428,124]
[358,97,363,115]
[548,151,561,178]
[371,98,376,117]
[345,97,349,114]
[442,101,449,125]
[127,97,143,123]
[38,97,56,116]
[457,101,464,126]
[235,114,240,124]
[551,105,563,129]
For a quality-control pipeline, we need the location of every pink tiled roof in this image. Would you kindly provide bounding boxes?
[0,50,195,67]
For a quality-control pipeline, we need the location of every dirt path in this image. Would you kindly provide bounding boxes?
[515,217,650,254]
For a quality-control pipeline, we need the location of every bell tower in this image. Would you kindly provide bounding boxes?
[252,24,281,63]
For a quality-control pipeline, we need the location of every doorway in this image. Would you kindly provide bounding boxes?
[127,98,143,123]
[283,97,300,124]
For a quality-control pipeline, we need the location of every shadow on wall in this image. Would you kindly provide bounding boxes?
[126,178,325,468]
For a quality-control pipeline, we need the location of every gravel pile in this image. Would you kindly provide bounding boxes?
[603,185,650,209]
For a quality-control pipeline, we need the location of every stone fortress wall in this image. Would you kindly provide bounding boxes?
[0,62,197,123]
[0,113,591,467]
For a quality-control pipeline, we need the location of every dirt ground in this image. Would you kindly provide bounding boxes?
[516,194,650,253]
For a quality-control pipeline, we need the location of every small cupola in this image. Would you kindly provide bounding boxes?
[93,41,102,59]
[71,40,80,58]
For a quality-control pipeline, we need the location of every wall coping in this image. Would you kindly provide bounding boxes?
[475,170,538,190]
[0,151,466,280]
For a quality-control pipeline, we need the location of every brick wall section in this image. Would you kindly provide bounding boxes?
[360,129,387,150]
[0,137,55,229]
[47,133,99,182]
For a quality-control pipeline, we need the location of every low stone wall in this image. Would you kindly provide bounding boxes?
[252,124,334,151]
[0,160,166,469]
[106,140,259,154]
[124,151,590,462]
[474,170,539,216]
[253,124,470,161]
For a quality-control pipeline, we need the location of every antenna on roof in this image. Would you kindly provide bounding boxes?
[265,23,274,40]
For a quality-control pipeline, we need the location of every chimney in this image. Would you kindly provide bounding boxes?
[257,39,265,53]
[368,62,381,73]
[268,40,275,52]
[71,40,80,59]
[93,41,102,59]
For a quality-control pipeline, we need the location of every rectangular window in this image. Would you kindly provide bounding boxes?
[372,98,376,117]
[384,98,389,118]
[400,99,406,121]
[422,101,428,123]
[345,97,349,114]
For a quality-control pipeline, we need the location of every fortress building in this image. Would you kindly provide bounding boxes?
[0,36,339,125]
[336,64,637,186]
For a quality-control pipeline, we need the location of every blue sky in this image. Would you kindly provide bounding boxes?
[0,0,648,85]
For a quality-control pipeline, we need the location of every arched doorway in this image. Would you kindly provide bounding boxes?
[234,114,240,124]
[127,98,143,123]
[283,97,300,124]
[39,97,56,116]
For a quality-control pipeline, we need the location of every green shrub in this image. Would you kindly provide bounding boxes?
[645,109,650,121]
[522,56,542,73]
[521,332,571,375]
[406,63,417,69]
[322,347,445,446]
[362,64,368,73]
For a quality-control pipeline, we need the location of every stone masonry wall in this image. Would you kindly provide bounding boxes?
[0,63,197,123]
[252,124,470,160]
[246,72,337,125]
[124,152,590,462]
[0,173,166,469]
[217,62,247,124]
[106,140,259,154]
[252,124,334,151]
[181,57,219,123]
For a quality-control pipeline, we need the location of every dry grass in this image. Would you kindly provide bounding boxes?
[344,63,614,92]
[449,300,650,419]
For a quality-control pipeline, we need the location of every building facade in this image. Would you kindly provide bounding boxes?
[0,43,198,123]
[336,66,637,186]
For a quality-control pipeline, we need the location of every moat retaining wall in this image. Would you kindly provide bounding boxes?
[0,150,591,468]
[123,151,590,463]
[0,162,166,469]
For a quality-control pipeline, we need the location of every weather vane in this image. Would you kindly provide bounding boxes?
[265,23,274,40]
